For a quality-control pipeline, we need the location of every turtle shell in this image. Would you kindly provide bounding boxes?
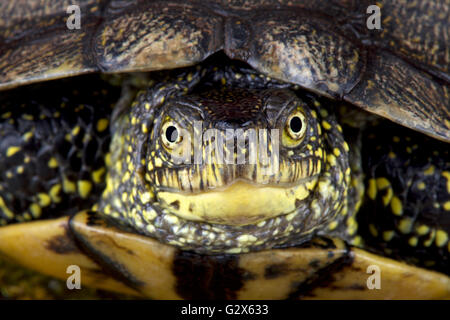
[0,0,449,142]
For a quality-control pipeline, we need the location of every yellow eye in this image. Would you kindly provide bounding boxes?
[286,112,306,138]
[283,111,307,147]
[161,121,182,149]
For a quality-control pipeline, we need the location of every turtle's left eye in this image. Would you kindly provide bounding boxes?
[285,111,307,141]
[161,121,182,148]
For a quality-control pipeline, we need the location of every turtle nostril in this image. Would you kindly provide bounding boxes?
[290,116,302,133]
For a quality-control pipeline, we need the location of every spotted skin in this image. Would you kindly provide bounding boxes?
[98,62,355,254]
[0,75,118,225]
[358,122,450,274]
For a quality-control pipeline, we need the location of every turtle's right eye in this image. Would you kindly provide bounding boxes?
[161,121,182,149]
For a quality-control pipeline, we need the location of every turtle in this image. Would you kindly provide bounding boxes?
[0,0,449,300]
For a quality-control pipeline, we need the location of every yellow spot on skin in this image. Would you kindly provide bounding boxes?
[424,230,436,247]
[390,196,403,216]
[140,192,152,204]
[398,218,413,234]
[30,204,42,218]
[92,167,106,183]
[382,187,393,206]
[78,181,92,199]
[37,193,51,207]
[416,225,429,235]
[333,148,341,157]
[121,171,130,183]
[393,136,400,143]
[382,231,394,242]
[237,234,257,244]
[346,217,357,235]
[16,166,24,174]
[146,224,155,233]
[49,184,62,203]
[48,157,58,168]
[6,146,20,157]
[444,201,450,211]
[154,158,163,167]
[0,197,14,219]
[352,236,362,246]
[23,131,34,141]
[442,172,450,193]
[1,112,11,119]
[423,165,435,176]
[417,182,426,190]
[322,121,332,130]
[343,141,349,152]
[96,119,109,132]
[435,230,448,247]
[103,204,111,215]
[328,220,338,231]
[367,179,377,200]
[327,154,336,166]
[388,152,396,159]
[376,177,390,189]
[369,224,378,237]
[408,237,418,247]
[105,153,111,167]
[63,178,76,193]
[71,126,80,136]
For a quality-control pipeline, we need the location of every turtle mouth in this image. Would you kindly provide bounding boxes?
[155,178,319,226]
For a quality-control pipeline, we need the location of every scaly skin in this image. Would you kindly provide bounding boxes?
[99,62,356,254]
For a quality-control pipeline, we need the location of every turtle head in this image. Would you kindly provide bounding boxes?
[147,88,324,226]
[100,67,351,253]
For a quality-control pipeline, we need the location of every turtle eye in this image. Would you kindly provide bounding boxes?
[161,121,182,148]
[286,112,307,140]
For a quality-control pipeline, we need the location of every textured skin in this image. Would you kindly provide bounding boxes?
[0,0,448,142]
[357,121,450,274]
[0,75,117,225]
[98,62,355,253]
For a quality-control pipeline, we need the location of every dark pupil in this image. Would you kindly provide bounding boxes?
[165,126,178,143]
[290,116,302,133]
